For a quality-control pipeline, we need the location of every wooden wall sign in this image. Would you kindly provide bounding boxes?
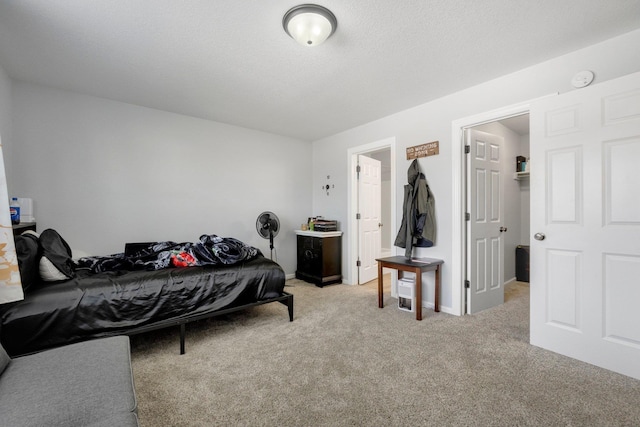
[406,141,439,160]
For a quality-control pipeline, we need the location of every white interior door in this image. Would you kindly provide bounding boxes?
[467,129,505,313]
[358,155,382,284]
[530,71,640,380]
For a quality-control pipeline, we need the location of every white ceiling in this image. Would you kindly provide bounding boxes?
[498,114,530,136]
[1,1,639,141]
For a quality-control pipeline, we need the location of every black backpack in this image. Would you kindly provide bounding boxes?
[39,228,76,281]
[14,231,41,291]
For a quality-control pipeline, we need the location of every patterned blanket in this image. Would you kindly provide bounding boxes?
[77,234,260,273]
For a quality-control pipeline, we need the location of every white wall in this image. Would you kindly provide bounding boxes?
[311,29,640,313]
[9,82,311,275]
[519,134,530,245]
[381,180,391,250]
[0,63,11,173]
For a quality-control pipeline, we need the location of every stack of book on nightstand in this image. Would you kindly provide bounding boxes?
[313,219,338,232]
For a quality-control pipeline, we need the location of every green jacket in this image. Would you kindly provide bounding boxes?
[394,159,436,258]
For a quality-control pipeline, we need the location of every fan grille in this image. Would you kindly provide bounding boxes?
[256,211,280,239]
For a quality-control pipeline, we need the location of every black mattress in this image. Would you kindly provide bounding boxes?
[0,255,285,356]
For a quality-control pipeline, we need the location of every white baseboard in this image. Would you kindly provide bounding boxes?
[421,301,457,316]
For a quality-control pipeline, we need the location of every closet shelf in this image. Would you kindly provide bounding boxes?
[513,171,530,180]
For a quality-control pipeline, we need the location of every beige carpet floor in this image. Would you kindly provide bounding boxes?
[130,278,640,426]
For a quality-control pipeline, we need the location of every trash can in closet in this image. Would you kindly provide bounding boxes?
[516,245,530,282]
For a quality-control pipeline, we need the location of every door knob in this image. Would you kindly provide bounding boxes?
[499,226,508,232]
[534,232,545,241]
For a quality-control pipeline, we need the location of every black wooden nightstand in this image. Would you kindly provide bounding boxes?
[295,230,342,287]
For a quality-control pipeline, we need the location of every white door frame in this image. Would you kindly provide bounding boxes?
[451,96,554,315]
[347,137,396,286]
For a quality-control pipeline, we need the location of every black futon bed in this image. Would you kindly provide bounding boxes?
[0,231,293,356]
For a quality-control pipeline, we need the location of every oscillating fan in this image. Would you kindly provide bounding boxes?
[256,211,280,260]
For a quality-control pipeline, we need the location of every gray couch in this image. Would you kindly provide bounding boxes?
[0,336,138,427]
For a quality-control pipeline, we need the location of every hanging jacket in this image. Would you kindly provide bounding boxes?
[394,159,436,258]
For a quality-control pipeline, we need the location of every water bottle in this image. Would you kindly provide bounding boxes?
[10,197,20,225]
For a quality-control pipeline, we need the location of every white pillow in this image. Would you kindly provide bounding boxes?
[71,249,91,261]
[39,256,70,282]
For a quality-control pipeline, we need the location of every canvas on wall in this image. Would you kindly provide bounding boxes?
[0,141,22,304]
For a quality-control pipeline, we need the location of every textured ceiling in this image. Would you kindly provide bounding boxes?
[1,0,639,141]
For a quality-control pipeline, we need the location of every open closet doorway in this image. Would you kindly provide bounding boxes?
[347,138,396,285]
[465,114,530,314]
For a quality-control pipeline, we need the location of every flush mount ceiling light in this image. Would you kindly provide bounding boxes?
[283,4,337,47]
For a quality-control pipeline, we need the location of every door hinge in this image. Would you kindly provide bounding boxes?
[465,212,470,221]
[356,260,361,267]
[465,145,470,154]
[356,213,361,220]
[356,164,361,179]
[464,280,470,289]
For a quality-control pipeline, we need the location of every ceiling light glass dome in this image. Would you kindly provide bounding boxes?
[283,4,337,47]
